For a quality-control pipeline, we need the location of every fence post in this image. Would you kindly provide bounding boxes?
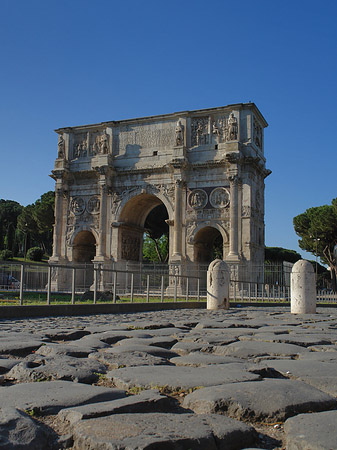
[71,268,76,305]
[197,278,200,301]
[146,274,150,303]
[19,263,24,305]
[47,266,52,305]
[130,273,134,303]
[161,276,164,302]
[93,266,97,304]
[113,272,117,303]
[186,277,189,302]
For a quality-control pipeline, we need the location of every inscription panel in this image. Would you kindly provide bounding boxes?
[117,122,176,154]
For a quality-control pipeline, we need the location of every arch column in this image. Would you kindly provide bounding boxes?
[228,175,240,260]
[172,179,183,258]
[52,187,63,258]
[96,183,107,258]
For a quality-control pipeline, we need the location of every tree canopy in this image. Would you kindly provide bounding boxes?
[265,246,301,263]
[293,198,337,288]
[0,200,23,253]
[0,191,55,258]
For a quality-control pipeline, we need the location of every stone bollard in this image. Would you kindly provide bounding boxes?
[291,259,316,314]
[207,259,230,310]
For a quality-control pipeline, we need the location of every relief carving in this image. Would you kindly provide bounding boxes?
[186,221,197,244]
[73,134,88,159]
[111,192,123,215]
[212,118,225,141]
[191,117,208,146]
[70,197,85,215]
[188,189,208,209]
[242,206,252,217]
[209,188,230,208]
[121,233,140,261]
[87,196,100,214]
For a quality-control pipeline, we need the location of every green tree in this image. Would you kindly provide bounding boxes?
[293,199,337,290]
[265,247,301,263]
[143,204,169,263]
[143,233,168,263]
[0,200,23,253]
[17,191,55,256]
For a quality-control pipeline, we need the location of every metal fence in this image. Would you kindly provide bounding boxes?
[0,260,336,306]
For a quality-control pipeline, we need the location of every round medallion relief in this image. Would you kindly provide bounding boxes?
[70,197,85,215]
[209,187,230,208]
[87,196,100,214]
[188,189,208,209]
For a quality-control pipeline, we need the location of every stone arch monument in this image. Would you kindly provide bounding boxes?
[50,103,270,289]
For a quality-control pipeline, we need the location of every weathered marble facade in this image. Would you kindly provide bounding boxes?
[50,103,270,286]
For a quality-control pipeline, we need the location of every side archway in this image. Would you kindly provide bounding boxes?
[193,224,228,264]
[72,230,96,263]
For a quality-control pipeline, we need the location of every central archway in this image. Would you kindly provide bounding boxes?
[118,193,169,262]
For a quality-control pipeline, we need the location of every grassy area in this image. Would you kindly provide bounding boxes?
[0,291,202,306]
[2,256,49,264]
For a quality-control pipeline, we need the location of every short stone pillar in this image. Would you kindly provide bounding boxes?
[291,260,316,314]
[207,259,230,310]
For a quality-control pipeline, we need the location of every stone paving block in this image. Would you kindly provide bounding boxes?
[6,356,107,384]
[239,332,331,347]
[58,389,178,424]
[72,413,257,450]
[115,336,178,349]
[170,352,240,366]
[0,380,126,415]
[124,320,175,330]
[298,350,337,361]
[0,337,44,356]
[221,340,309,358]
[89,350,172,368]
[195,320,237,329]
[284,410,337,450]
[107,364,260,391]
[44,328,90,341]
[105,343,178,359]
[0,407,49,449]
[171,341,212,355]
[183,379,336,422]
[35,343,102,358]
[263,359,337,396]
[0,357,21,374]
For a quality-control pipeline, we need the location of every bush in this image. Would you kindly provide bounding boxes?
[0,249,13,261]
[26,247,44,262]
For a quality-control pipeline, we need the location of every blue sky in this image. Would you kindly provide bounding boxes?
[1,0,336,261]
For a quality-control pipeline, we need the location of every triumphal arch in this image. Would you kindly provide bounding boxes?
[50,103,270,289]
